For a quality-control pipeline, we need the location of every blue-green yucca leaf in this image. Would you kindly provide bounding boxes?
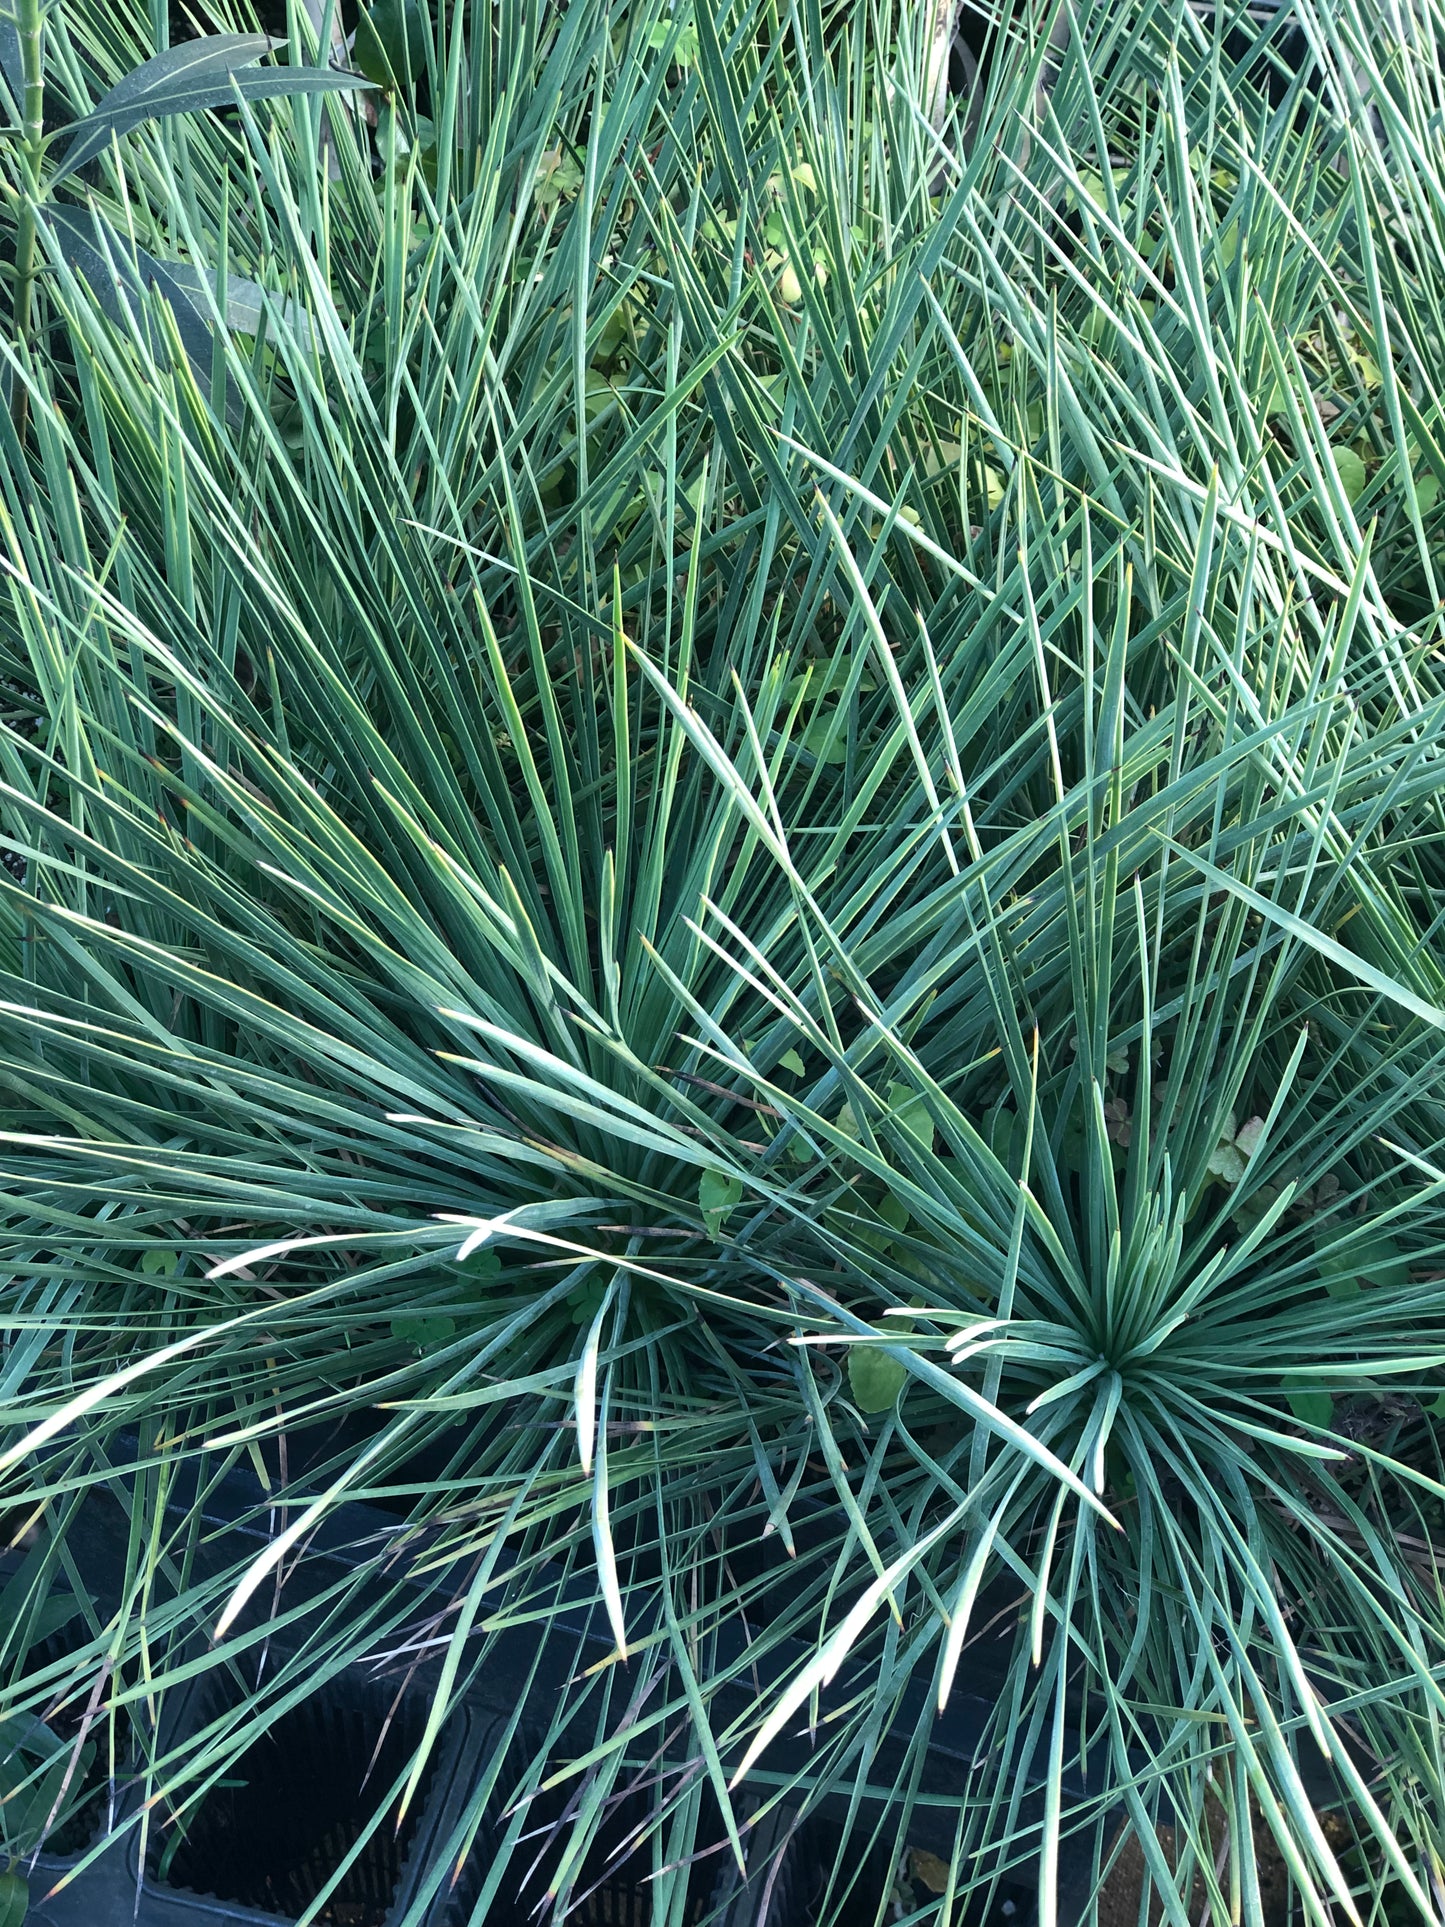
[50,34,372,186]
[8,0,1445,1916]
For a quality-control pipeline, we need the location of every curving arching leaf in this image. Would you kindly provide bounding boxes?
[44,204,217,366]
[51,33,371,185]
[143,259,317,352]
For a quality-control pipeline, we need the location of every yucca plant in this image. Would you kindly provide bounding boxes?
[4,0,1445,1921]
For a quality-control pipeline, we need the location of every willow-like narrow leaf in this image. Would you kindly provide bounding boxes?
[592,1365,627,1661]
[574,1279,614,1479]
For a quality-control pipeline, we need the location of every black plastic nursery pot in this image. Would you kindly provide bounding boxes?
[9,1442,1347,1927]
[24,1664,486,1927]
[144,1668,447,1924]
[436,1732,728,1927]
[397,1738,1044,1927]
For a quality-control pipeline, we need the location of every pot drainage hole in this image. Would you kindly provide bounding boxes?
[151,1673,435,1925]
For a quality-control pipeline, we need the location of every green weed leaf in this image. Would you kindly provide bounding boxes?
[1283,1377,1333,1428]
[0,1871,28,1927]
[886,1081,934,1151]
[879,1192,909,1234]
[1333,444,1367,505]
[647,16,699,63]
[1317,1232,1408,1297]
[700,1169,743,1236]
[354,0,426,89]
[390,1313,456,1351]
[1207,1141,1247,1185]
[848,1345,907,1413]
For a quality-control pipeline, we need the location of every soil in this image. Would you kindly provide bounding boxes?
[1093,1801,1354,1927]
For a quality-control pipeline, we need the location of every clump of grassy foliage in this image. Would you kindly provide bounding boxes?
[4,0,1445,1920]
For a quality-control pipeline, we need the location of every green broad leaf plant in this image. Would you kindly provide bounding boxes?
[0,3,369,436]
